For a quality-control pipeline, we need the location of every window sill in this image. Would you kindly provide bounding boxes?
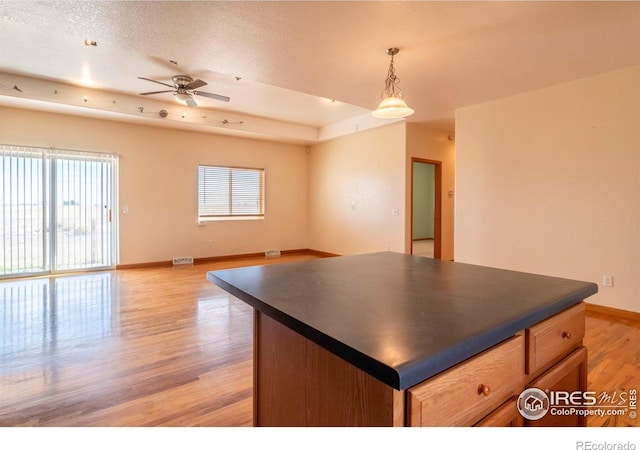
[198,216,265,224]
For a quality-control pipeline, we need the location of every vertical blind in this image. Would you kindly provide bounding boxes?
[0,146,47,275]
[198,165,265,219]
[1,144,118,277]
[51,148,118,271]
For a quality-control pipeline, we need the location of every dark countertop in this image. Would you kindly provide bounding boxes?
[207,252,598,390]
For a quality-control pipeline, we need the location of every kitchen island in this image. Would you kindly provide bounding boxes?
[207,252,598,426]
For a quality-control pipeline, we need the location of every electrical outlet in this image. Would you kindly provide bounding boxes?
[603,275,614,287]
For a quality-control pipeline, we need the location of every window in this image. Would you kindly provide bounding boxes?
[198,165,265,221]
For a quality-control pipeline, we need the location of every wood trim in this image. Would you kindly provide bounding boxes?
[195,252,270,264]
[305,249,341,258]
[434,161,442,259]
[115,260,173,270]
[585,303,640,322]
[410,158,442,259]
[392,388,405,427]
[116,248,339,270]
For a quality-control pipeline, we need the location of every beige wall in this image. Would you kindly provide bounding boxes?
[0,107,309,265]
[455,64,640,313]
[308,122,406,255]
[406,124,455,260]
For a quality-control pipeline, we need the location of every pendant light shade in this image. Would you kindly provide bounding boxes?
[372,96,415,119]
[372,48,414,119]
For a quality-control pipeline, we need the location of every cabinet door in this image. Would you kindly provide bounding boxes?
[524,346,588,427]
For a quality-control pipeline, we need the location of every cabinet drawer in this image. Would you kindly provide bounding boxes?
[526,303,585,376]
[475,397,523,427]
[407,334,524,426]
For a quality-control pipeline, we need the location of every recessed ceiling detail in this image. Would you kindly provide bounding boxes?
[2,1,640,140]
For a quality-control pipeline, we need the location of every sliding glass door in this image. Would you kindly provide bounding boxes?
[52,150,117,271]
[0,145,118,277]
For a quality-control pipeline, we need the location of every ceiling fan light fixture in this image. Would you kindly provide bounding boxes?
[372,47,414,119]
[174,92,191,102]
[138,75,229,106]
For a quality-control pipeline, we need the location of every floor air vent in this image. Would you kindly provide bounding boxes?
[172,257,194,265]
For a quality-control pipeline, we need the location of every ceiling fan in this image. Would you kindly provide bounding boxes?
[137,75,230,107]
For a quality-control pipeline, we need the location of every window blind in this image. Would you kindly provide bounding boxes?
[0,145,47,275]
[198,165,265,220]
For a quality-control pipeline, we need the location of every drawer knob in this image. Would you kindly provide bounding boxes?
[478,384,491,396]
[562,331,572,340]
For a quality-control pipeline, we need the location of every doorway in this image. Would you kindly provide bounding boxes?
[411,158,441,259]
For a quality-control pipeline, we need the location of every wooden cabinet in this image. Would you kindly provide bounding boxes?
[254,303,587,427]
[407,303,587,427]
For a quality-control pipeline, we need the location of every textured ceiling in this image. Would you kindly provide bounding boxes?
[2,1,640,142]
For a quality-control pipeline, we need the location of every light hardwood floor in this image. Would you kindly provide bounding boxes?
[0,254,637,426]
[583,308,640,427]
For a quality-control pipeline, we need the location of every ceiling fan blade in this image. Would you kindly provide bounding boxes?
[137,77,174,88]
[193,90,231,102]
[186,79,207,90]
[140,90,174,95]
[185,96,197,107]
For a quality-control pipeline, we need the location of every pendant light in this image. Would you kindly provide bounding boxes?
[372,48,414,119]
